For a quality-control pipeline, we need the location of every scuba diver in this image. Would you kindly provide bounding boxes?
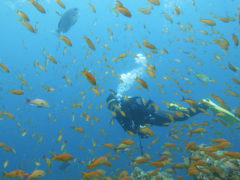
[106,91,240,139]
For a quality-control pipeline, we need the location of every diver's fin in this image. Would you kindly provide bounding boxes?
[202,98,240,124]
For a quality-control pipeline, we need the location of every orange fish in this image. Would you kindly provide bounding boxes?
[228,63,237,72]
[174,5,182,15]
[114,143,130,152]
[172,163,187,169]
[223,152,240,159]
[188,127,206,136]
[210,94,225,104]
[103,143,114,148]
[117,176,131,180]
[231,77,240,85]
[174,111,184,118]
[232,33,239,46]
[19,19,35,33]
[185,142,198,151]
[200,19,216,26]
[142,40,156,49]
[2,170,27,179]
[81,112,90,121]
[3,112,15,119]
[43,86,54,92]
[200,121,210,126]
[211,138,228,144]
[161,143,177,150]
[16,10,29,21]
[59,35,72,46]
[226,89,239,97]
[28,0,46,14]
[149,160,164,168]
[81,69,96,86]
[117,7,132,17]
[47,55,57,64]
[215,39,228,50]
[209,166,223,177]
[82,169,105,179]
[147,168,160,177]
[55,0,65,9]
[182,96,196,106]
[146,69,155,78]
[131,156,149,165]
[71,126,84,133]
[115,1,123,8]
[0,63,10,73]
[147,0,160,5]
[0,142,15,153]
[116,53,128,61]
[9,89,24,95]
[17,75,28,85]
[88,156,109,169]
[51,153,73,161]
[187,166,200,176]
[121,139,134,145]
[92,116,100,122]
[84,36,96,50]
[139,127,154,136]
[169,134,180,140]
[136,77,148,89]
[89,3,96,13]
[192,160,207,167]
[91,87,101,95]
[126,130,134,136]
[119,170,128,177]
[118,109,126,117]
[151,137,159,144]
[62,75,72,85]
[212,141,232,150]
[163,12,173,23]
[138,8,151,14]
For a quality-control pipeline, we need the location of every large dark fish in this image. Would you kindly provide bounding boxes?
[57,8,79,33]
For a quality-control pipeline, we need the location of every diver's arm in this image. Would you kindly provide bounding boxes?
[114,109,138,134]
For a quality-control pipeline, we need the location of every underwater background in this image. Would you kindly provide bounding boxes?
[0,0,240,179]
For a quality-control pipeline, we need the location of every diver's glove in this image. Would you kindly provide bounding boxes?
[201,98,240,124]
[168,103,188,113]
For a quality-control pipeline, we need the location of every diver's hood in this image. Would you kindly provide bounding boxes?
[106,92,120,111]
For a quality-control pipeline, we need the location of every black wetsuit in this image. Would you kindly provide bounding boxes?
[106,92,206,138]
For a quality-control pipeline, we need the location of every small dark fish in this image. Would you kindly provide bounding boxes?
[57,8,79,33]
[228,63,238,72]
[59,162,71,170]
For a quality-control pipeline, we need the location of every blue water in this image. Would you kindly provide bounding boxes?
[0,0,240,179]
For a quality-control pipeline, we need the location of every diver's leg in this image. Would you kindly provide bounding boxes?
[146,102,209,126]
[146,109,174,126]
[172,101,209,122]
